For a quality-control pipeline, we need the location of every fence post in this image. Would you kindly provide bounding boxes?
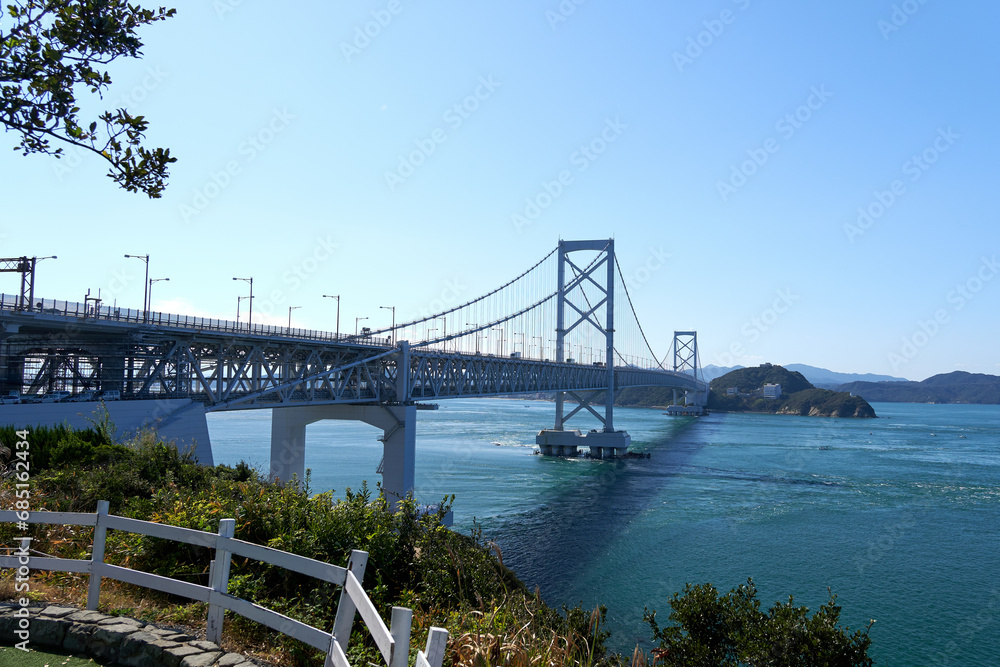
[331,549,368,652]
[389,606,413,667]
[206,518,236,644]
[86,500,110,610]
[422,627,448,667]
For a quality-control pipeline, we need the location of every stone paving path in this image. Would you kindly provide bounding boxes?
[1,603,271,667]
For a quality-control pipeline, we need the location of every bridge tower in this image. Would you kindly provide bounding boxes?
[665,331,708,415]
[673,331,699,377]
[536,239,631,458]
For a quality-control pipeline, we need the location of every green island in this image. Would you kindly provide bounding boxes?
[1,424,875,666]
[704,364,877,418]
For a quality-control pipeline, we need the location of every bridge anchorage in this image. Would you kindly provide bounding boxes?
[0,239,707,508]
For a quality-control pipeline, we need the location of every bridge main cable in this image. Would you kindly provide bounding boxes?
[612,254,668,371]
[412,290,558,349]
[362,247,557,338]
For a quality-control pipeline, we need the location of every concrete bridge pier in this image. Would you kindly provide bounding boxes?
[585,430,631,459]
[270,404,416,508]
[535,429,581,456]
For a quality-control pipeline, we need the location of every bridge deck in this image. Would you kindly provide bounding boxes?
[1,296,706,411]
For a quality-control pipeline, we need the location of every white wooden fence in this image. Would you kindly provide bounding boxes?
[0,501,448,667]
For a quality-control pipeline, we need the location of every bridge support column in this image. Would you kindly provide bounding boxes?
[370,405,416,508]
[269,404,416,509]
[270,407,308,485]
[535,429,581,456]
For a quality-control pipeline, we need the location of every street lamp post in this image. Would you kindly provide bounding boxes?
[380,306,396,345]
[355,317,368,336]
[436,316,446,352]
[323,294,340,338]
[237,295,250,325]
[148,278,169,316]
[233,277,253,331]
[466,322,478,354]
[513,333,524,356]
[288,306,301,329]
[124,254,149,321]
[492,327,506,357]
[532,336,542,359]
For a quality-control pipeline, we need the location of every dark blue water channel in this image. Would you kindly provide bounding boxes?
[209,400,1000,666]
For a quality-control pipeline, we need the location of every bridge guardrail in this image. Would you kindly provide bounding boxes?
[0,293,392,347]
[1,293,702,378]
[0,500,447,667]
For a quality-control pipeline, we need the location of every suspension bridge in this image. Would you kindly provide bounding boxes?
[0,240,707,505]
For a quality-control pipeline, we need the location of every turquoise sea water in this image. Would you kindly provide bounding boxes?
[208,400,1000,666]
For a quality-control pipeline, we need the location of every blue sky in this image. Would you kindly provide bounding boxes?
[1,0,997,381]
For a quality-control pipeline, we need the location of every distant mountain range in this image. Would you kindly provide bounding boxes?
[701,364,906,387]
[838,371,1000,404]
[702,364,745,382]
[784,364,908,389]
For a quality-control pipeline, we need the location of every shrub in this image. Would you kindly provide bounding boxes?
[643,579,874,666]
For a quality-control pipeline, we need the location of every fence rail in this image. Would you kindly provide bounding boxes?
[0,501,447,667]
[0,293,391,347]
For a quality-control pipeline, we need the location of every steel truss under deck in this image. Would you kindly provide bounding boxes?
[0,316,702,410]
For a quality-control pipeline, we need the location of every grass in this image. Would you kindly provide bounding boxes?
[0,645,110,666]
